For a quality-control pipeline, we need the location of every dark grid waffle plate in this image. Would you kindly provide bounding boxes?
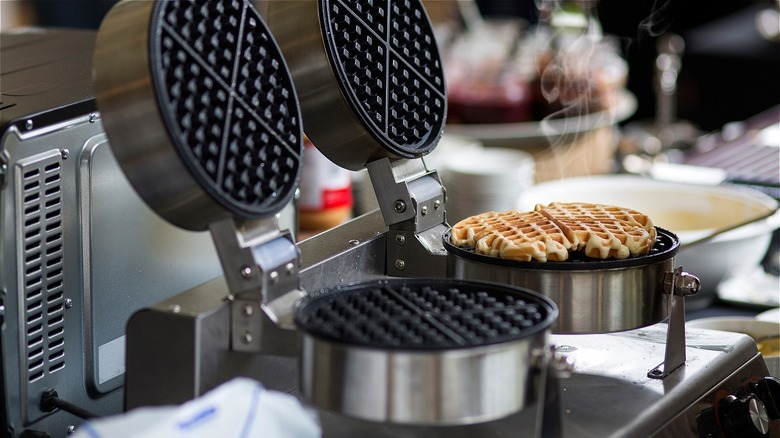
[295,279,557,350]
[319,0,446,158]
[149,0,302,218]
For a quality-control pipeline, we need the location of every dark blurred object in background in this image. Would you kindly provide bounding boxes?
[476,0,779,132]
[29,0,117,29]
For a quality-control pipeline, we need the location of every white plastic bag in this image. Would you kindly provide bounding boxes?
[72,378,321,438]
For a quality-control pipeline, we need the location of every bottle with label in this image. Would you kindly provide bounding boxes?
[297,136,353,233]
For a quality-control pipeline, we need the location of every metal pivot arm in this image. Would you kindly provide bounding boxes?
[648,266,700,379]
[209,217,304,354]
[366,157,449,278]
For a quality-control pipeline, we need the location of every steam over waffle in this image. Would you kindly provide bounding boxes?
[450,202,656,262]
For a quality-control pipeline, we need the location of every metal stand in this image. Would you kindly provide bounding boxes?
[208,217,303,354]
[648,266,701,379]
[366,157,449,278]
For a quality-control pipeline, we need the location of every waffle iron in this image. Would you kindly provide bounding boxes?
[93,0,561,427]
[91,1,780,436]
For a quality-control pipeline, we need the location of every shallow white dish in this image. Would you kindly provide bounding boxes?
[757,308,780,324]
[446,91,636,143]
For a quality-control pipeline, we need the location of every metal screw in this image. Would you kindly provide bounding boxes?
[393,200,406,213]
[395,234,405,245]
[242,303,254,317]
[240,265,252,279]
[25,119,33,130]
[270,271,279,283]
[650,369,663,377]
[64,298,73,309]
[348,239,360,246]
[434,200,441,210]
[170,304,181,313]
[394,259,405,270]
[421,205,428,216]
[67,425,76,435]
[241,332,253,344]
[61,149,70,160]
[286,262,295,275]
[88,112,98,123]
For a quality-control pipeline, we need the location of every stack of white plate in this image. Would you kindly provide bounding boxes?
[443,147,535,223]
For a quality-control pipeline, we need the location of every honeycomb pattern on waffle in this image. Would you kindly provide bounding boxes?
[451,210,571,262]
[322,0,445,156]
[537,202,656,259]
[296,281,551,349]
[153,0,302,217]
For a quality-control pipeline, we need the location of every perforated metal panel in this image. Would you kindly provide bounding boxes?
[296,279,555,350]
[18,154,66,385]
[320,0,446,157]
[150,0,302,218]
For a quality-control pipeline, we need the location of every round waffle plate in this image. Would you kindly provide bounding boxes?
[150,0,302,218]
[95,0,303,230]
[295,279,557,350]
[296,278,557,424]
[267,0,446,170]
[318,0,446,158]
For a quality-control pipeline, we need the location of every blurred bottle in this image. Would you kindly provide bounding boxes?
[297,136,352,232]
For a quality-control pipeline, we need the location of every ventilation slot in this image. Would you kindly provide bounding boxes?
[19,155,67,383]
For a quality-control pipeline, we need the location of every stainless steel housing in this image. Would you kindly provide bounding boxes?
[300,333,549,425]
[446,228,681,334]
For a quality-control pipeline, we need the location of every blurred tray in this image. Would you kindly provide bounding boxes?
[445,90,636,144]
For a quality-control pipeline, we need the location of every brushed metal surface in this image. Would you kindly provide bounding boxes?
[447,254,672,334]
[300,332,548,425]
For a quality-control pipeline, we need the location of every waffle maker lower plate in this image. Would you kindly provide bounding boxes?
[294,278,558,425]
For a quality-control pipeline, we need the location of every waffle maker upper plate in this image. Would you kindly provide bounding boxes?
[94,0,303,230]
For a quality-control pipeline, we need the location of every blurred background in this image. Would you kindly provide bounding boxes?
[2,0,778,311]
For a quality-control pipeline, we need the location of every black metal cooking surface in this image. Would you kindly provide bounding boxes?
[444,227,680,270]
[296,279,557,350]
[150,0,302,218]
[319,0,446,158]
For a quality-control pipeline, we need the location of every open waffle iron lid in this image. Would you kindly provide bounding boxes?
[267,0,447,171]
[94,0,303,231]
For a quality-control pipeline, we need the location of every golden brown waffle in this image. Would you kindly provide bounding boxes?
[450,210,571,262]
[450,202,656,261]
[537,202,656,259]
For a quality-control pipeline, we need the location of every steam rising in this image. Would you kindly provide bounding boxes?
[638,0,677,38]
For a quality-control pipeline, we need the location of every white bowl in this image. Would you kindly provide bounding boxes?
[518,175,779,308]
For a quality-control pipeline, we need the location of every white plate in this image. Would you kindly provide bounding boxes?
[757,308,780,324]
[445,90,636,143]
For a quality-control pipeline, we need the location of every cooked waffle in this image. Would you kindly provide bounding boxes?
[537,202,656,259]
[450,210,571,262]
[450,202,656,261]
